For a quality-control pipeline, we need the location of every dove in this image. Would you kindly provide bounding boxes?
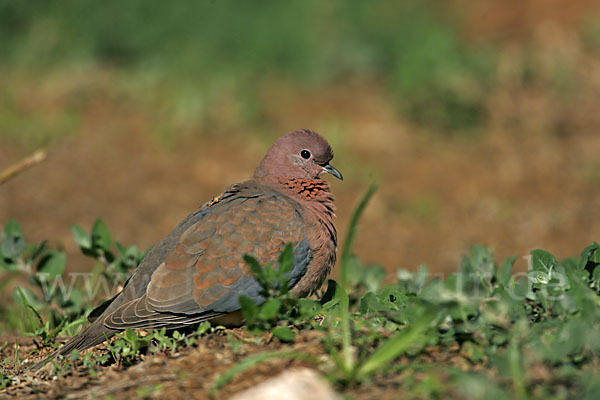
[32,129,341,369]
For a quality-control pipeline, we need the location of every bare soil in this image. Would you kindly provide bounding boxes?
[1,329,469,400]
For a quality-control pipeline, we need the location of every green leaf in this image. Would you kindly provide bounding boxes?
[272,326,295,342]
[497,255,517,286]
[359,292,383,314]
[277,242,294,275]
[461,341,485,363]
[72,224,91,249]
[356,308,441,380]
[239,295,258,323]
[296,299,321,318]
[196,321,211,335]
[243,255,264,279]
[592,266,600,289]
[346,255,366,287]
[320,279,339,307]
[36,251,66,280]
[13,286,42,308]
[510,277,531,300]
[257,298,282,320]
[467,244,495,281]
[115,242,127,257]
[589,244,600,263]
[91,219,111,251]
[579,242,600,277]
[70,350,80,362]
[1,220,25,259]
[530,249,558,272]
[359,291,401,315]
[2,219,22,238]
[13,287,43,332]
[362,264,386,293]
[397,264,429,294]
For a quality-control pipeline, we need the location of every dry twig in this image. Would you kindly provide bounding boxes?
[0,150,47,185]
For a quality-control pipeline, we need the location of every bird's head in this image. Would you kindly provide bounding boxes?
[254,129,342,181]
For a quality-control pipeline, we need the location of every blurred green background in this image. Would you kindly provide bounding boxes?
[1,0,600,274]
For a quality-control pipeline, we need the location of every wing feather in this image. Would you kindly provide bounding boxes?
[103,190,310,330]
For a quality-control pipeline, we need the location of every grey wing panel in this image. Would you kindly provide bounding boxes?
[209,239,311,313]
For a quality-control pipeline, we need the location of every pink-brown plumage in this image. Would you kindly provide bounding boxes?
[31,129,342,370]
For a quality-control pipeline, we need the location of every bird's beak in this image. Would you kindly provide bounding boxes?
[322,163,343,181]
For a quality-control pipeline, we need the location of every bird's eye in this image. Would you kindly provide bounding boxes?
[300,149,311,159]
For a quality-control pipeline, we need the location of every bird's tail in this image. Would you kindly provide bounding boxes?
[30,319,118,371]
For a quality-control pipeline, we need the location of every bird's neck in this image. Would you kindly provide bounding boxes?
[275,177,337,245]
[275,177,332,202]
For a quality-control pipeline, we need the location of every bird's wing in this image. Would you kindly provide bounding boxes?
[102,189,309,330]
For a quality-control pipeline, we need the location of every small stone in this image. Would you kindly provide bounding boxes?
[230,368,339,400]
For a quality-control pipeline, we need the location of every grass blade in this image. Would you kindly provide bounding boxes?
[339,183,378,289]
[334,184,378,379]
[336,284,354,375]
[356,308,440,381]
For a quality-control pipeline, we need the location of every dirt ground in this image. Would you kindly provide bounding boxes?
[1,329,472,400]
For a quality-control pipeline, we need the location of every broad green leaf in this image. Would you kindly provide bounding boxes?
[197,321,211,335]
[91,219,111,251]
[37,251,66,280]
[239,295,258,323]
[60,287,84,310]
[530,249,558,272]
[277,242,294,275]
[27,240,48,265]
[258,299,282,320]
[272,326,295,342]
[13,286,42,308]
[528,270,549,285]
[592,266,600,289]
[2,219,22,237]
[496,255,517,286]
[72,224,91,249]
[243,255,263,278]
[359,292,386,315]
[362,264,386,293]
[579,242,600,270]
[296,299,321,318]
[590,244,600,263]
[359,288,405,317]
[467,244,495,282]
[1,219,25,259]
[320,279,339,307]
[115,241,127,256]
[461,341,485,363]
[346,255,366,287]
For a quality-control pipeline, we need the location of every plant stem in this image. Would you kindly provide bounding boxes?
[339,183,378,290]
[0,150,47,185]
[337,183,378,379]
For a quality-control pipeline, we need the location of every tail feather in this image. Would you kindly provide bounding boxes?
[30,320,118,370]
